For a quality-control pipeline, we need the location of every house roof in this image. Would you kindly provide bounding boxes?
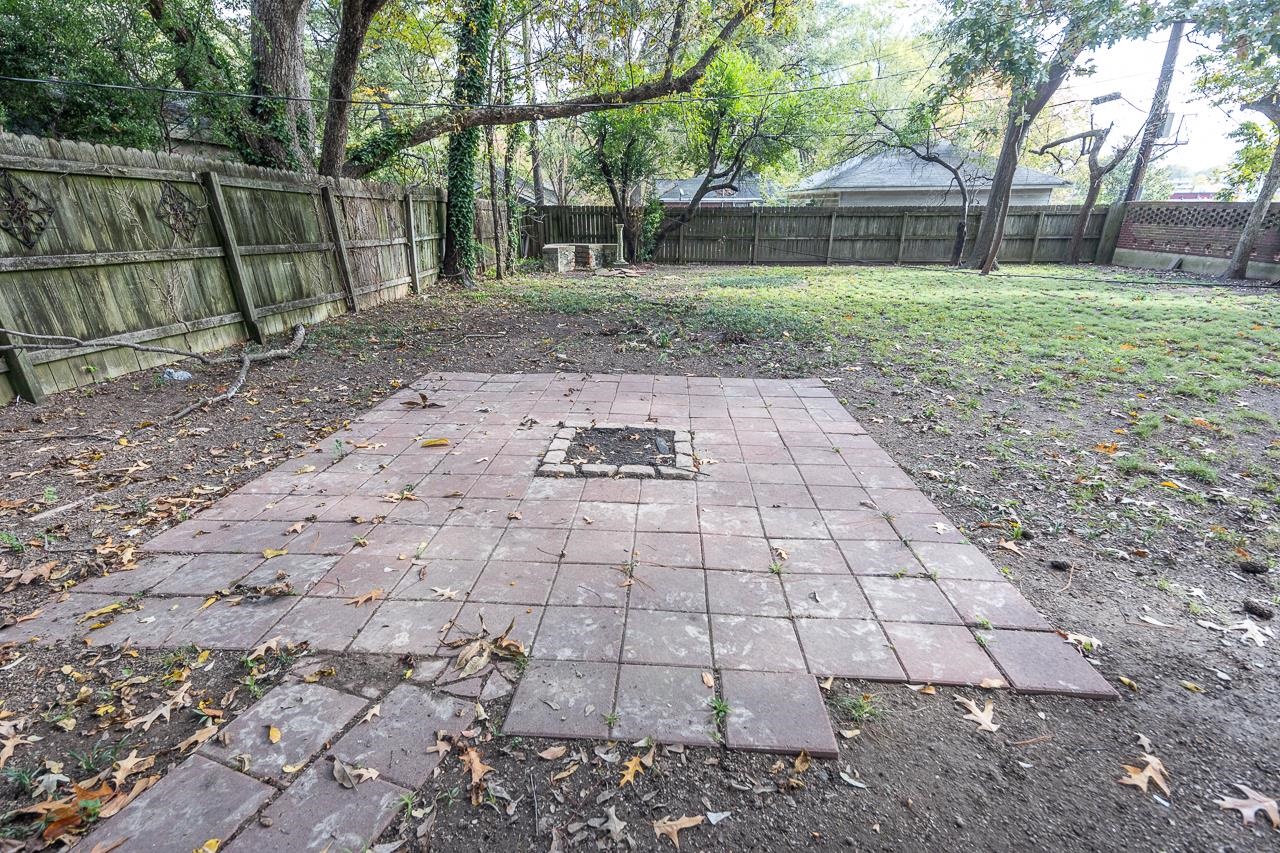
[480,169,560,205]
[655,174,768,203]
[791,144,1069,194]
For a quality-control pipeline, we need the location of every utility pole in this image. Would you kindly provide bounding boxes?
[1123,20,1186,202]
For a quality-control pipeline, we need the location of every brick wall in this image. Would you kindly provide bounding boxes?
[1117,202,1280,262]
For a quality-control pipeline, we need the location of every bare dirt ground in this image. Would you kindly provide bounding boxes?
[0,264,1276,851]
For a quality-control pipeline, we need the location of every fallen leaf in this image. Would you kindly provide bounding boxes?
[793,751,811,773]
[1117,753,1170,796]
[906,683,937,695]
[653,814,704,849]
[620,755,644,787]
[1180,680,1204,693]
[551,762,579,782]
[537,745,567,761]
[1118,676,1139,692]
[294,465,316,475]
[262,548,288,559]
[701,671,714,689]
[267,725,281,744]
[954,696,999,732]
[359,704,381,725]
[1215,783,1279,828]
[177,725,219,752]
[346,588,385,607]
[420,438,450,447]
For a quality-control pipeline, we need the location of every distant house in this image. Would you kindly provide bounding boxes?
[655,174,768,207]
[787,145,1068,207]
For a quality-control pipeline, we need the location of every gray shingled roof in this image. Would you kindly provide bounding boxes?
[655,174,767,203]
[792,144,1069,193]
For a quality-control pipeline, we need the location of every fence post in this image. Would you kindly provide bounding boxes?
[677,222,685,264]
[897,212,909,263]
[751,209,761,265]
[0,322,45,404]
[1096,201,1126,264]
[404,191,421,295]
[321,184,358,312]
[1030,211,1045,262]
[825,210,837,265]
[202,172,264,344]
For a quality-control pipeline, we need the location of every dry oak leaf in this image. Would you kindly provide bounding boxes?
[177,724,219,753]
[459,746,493,787]
[346,588,385,607]
[620,755,644,787]
[653,814,704,849]
[954,696,999,732]
[124,683,191,732]
[1117,754,1170,796]
[537,745,567,761]
[1215,784,1279,829]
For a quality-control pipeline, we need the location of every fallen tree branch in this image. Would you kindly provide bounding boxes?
[166,325,307,421]
[0,324,308,421]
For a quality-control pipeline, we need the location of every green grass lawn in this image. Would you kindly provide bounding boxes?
[488,264,1280,404]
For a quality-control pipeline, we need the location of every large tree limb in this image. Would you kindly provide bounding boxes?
[0,326,307,422]
[342,2,756,177]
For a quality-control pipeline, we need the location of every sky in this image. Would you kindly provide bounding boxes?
[858,1,1243,185]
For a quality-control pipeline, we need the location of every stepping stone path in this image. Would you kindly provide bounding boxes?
[14,373,1115,850]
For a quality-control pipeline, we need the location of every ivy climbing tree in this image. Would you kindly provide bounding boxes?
[442,0,498,281]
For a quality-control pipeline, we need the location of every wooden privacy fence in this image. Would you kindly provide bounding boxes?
[0,133,450,403]
[525,204,1114,265]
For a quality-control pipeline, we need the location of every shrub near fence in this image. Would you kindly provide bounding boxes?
[0,133,459,403]
[525,204,1113,265]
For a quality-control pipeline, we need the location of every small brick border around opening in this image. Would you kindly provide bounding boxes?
[538,423,698,479]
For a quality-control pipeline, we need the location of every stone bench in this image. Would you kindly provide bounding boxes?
[542,242,620,272]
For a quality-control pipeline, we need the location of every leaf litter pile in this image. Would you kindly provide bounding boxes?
[0,276,1277,849]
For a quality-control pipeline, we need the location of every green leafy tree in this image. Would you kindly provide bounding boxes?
[0,0,166,147]
[927,0,1157,271]
[573,107,667,259]
[653,48,831,248]
[1217,120,1279,199]
[1186,0,1280,277]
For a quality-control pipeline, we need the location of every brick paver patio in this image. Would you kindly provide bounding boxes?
[15,373,1116,850]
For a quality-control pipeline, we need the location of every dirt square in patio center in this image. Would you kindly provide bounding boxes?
[564,426,678,467]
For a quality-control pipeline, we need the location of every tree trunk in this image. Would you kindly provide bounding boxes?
[502,132,518,273]
[1226,137,1280,280]
[1068,180,1103,264]
[319,0,388,177]
[441,0,498,279]
[486,124,503,280]
[966,60,1074,271]
[249,0,314,172]
[950,204,968,266]
[967,110,1024,270]
[522,16,546,206]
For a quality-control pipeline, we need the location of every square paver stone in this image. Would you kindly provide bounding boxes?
[503,660,617,739]
[838,540,925,576]
[269,596,377,651]
[178,595,297,649]
[469,560,557,604]
[351,600,461,655]
[201,681,368,781]
[77,755,273,853]
[442,602,543,653]
[73,554,189,594]
[330,683,476,787]
[882,623,1003,686]
[536,605,624,661]
[628,566,707,612]
[910,541,1005,581]
[706,572,788,616]
[721,670,837,758]
[795,618,904,680]
[549,563,629,608]
[623,609,712,667]
[226,762,408,853]
[613,664,718,746]
[710,615,806,671]
[938,580,1052,630]
[784,576,872,619]
[859,577,963,624]
[151,553,263,595]
[985,630,1118,698]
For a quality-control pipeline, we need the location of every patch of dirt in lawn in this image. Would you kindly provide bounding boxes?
[0,268,1276,850]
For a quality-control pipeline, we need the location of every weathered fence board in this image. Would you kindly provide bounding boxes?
[0,133,449,403]
[526,204,1111,266]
